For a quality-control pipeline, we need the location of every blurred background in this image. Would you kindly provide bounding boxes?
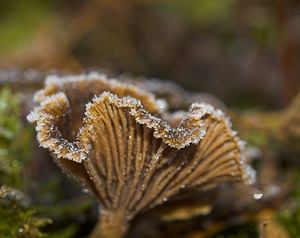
[0,1,300,238]
[0,0,299,108]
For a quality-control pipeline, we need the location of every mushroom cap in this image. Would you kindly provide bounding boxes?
[28,73,255,220]
[120,77,227,112]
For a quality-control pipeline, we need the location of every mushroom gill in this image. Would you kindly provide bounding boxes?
[27,73,255,238]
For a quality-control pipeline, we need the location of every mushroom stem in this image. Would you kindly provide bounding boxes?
[90,210,128,238]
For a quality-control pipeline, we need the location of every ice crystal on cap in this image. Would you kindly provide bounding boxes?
[27,73,255,238]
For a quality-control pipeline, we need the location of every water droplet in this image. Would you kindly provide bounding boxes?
[163,197,168,202]
[253,192,263,200]
[156,99,168,111]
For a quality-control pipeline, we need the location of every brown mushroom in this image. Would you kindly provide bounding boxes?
[120,76,227,112]
[27,73,254,238]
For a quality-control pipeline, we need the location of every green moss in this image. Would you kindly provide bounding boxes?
[0,88,51,237]
[277,178,300,237]
[0,186,51,238]
[0,88,32,188]
[162,0,235,26]
[0,88,22,187]
[0,205,50,238]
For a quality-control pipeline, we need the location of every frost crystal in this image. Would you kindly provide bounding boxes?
[27,73,256,237]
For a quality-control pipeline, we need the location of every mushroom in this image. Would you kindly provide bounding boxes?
[120,76,227,112]
[27,73,255,238]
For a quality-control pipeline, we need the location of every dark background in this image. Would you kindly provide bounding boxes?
[0,0,299,109]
